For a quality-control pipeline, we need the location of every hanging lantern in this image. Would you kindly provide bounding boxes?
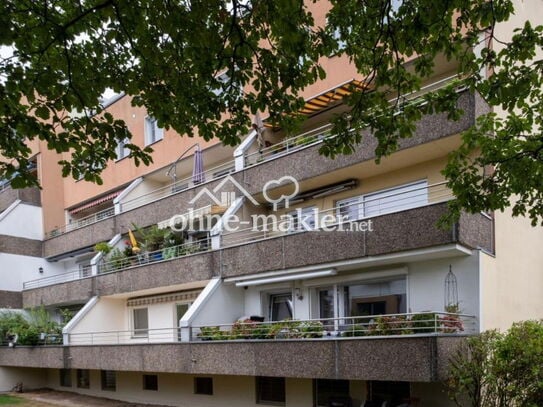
[444,265,458,312]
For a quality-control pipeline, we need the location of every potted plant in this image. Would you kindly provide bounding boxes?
[94,242,112,255]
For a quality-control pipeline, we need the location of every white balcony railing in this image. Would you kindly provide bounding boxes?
[23,266,92,290]
[221,180,453,248]
[46,207,115,238]
[63,312,476,346]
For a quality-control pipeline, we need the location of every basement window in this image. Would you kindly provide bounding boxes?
[256,376,285,406]
[77,369,90,389]
[143,374,158,391]
[101,370,116,391]
[194,377,213,395]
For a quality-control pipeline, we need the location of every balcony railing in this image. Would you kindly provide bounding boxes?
[244,123,333,167]
[221,180,454,247]
[23,266,92,290]
[96,236,211,275]
[46,207,115,238]
[191,312,476,341]
[63,312,476,346]
[118,160,236,213]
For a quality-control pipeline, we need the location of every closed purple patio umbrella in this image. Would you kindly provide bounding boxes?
[192,146,205,184]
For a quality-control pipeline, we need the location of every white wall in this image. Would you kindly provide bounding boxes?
[408,254,480,317]
[0,367,48,392]
[0,202,43,240]
[68,298,126,344]
[191,282,245,327]
[0,253,65,291]
[119,179,165,212]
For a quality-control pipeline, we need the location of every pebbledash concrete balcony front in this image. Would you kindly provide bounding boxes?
[0,335,465,382]
[42,90,486,259]
[0,184,41,213]
[23,202,494,307]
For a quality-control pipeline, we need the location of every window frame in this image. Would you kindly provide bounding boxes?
[115,138,130,161]
[76,369,90,389]
[101,370,116,392]
[131,307,149,338]
[144,116,164,146]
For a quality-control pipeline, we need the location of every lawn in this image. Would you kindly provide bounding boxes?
[0,394,25,405]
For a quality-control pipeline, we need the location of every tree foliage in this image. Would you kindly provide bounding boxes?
[0,0,542,223]
[447,320,543,407]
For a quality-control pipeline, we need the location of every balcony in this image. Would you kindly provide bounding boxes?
[22,197,493,308]
[0,183,41,213]
[0,333,468,382]
[42,88,485,259]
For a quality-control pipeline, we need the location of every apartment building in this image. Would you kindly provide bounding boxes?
[1,2,542,406]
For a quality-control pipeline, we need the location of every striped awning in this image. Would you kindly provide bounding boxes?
[69,191,120,215]
[262,79,366,128]
[299,79,366,116]
[127,290,201,307]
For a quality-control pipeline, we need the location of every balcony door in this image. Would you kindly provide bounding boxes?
[269,293,293,321]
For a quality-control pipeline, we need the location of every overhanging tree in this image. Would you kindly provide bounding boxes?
[1,0,541,224]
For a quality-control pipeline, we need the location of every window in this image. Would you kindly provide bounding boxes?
[337,196,363,222]
[211,71,232,97]
[363,180,428,218]
[288,206,316,232]
[336,180,428,222]
[367,381,410,406]
[194,377,213,395]
[144,116,164,145]
[314,379,350,407]
[143,374,158,391]
[59,369,72,387]
[132,307,149,337]
[76,369,90,389]
[269,293,293,321]
[345,278,407,317]
[256,377,285,405]
[101,370,116,391]
[116,138,130,160]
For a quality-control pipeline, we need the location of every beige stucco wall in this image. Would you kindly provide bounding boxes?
[479,0,543,331]
[480,208,543,331]
[0,367,48,392]
[44,368,453,407]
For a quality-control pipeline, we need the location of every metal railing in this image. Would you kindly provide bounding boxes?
[244,123,333,167]
[43,76,463,240]
[1,332,63,347]
[23,266,92,290]
[221,181,453,247]
[192,312,476,341]
[64,312,475,346]
[0,180,11,192]
[46,207,115,238]
[97,237,211,275]
[118,161,236,213]
[68,327,182,345]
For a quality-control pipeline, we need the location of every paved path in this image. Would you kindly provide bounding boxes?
[9,390,169,407]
